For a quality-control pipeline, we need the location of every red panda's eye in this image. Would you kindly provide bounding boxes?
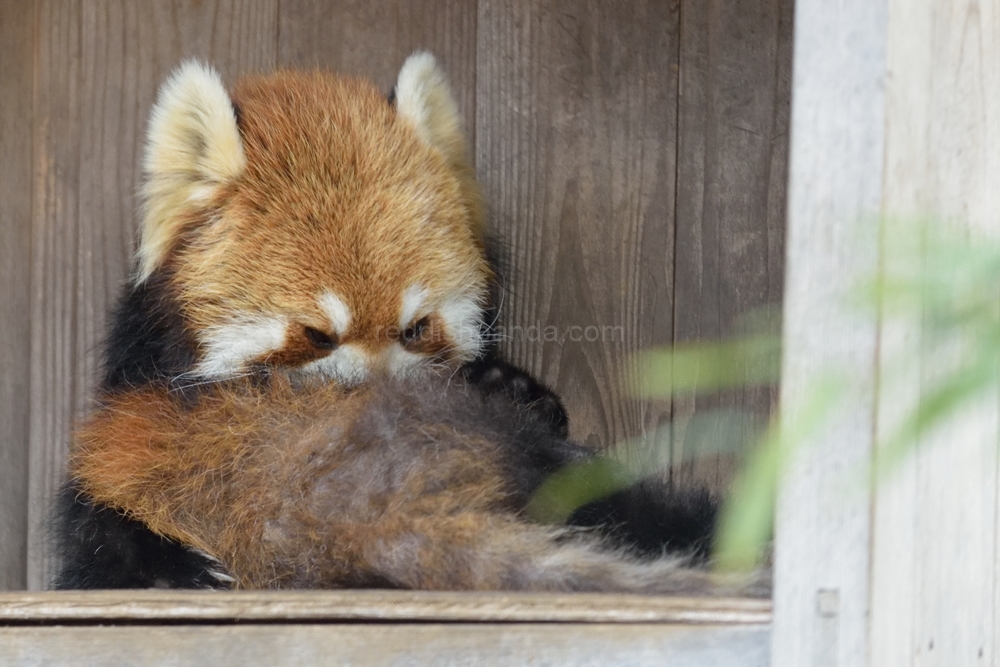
[401,317,430,346]
[304,326,337,350]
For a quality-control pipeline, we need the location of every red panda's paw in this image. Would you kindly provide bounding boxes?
[463,355,569,440]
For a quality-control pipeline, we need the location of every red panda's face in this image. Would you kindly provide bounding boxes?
[139,59,489,386]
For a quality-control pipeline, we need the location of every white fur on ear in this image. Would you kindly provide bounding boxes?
[394,52,468,170]
[137,60,245,283]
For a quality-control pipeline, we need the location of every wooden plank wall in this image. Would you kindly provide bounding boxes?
[0,0,792,591]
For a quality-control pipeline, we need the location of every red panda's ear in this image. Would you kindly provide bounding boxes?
[394,53,467,167]
[395,52,484,237]
[136,61,245,283]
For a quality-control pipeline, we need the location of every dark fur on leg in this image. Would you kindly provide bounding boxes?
[464,354,721,563]
[51,483,231,590]
[50,269,226,589]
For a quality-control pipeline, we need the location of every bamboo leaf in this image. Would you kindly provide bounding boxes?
[635,335,781,397]
[713,380,843,572]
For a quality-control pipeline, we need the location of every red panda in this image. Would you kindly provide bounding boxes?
[122,54,489,388]
[53,54,746,594]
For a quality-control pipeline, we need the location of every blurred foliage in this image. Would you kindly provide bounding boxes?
[632,321,799,573]
[636,336,781,397]
[712,380,841,571]
[527,408,760,525]
[867,221,1000,479]
[528,219,1000,575]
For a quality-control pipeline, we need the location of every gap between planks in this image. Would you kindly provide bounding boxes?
[0,590,770,625]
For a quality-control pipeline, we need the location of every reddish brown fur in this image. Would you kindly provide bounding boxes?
[73,376,523,588]
[70,375,747,594]
[172,71,489,366]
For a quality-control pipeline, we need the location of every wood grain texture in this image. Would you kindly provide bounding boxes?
[476,0,681,453]
[27,0,278,591]
[277,0,478,149]
[671,0,792,489]
[28,0,85,595]
[870,1,1000,665]
[0,590,771,624]
[771,0,887,666]
[0,624,771,667]
[0,0,35,592]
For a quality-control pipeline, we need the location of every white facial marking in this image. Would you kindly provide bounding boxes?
[399,284,429,328]
[439,296,484,361]
[195,315,289,379]
[318,291,352,334]
[384,345,426,377]
[299,344,369,387]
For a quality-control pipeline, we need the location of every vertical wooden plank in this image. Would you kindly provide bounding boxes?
[476,0,680,450]
[772,1,886,666]
[870,1,1000,665]
[28,0,278,590]
[0,0,35,591]
[672,0,793,489]
[30,0,84,594]
[277,0,477,151]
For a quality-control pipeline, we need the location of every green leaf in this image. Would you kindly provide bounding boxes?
[526,457,636,524]
[528,409,764,526]
[635,335,782,398]
[875,361,999,480]
[713,379,843,572]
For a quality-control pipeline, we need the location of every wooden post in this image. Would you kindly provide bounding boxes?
[772,0,886,664]
[870,1,1000,665]
[776,0,1000,665]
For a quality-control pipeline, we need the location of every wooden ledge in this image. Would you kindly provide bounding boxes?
[1,593,772,666]
[0,590,770,625]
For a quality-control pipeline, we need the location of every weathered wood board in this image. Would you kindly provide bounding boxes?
[0,591,770,667]
[774,0,1000,666]
[0,590,771,624]
[868,1,1000,666]
[772,0,886,665]
[0,624,770,667]
[672,0,792,488]
[0,0,35,592]
[278,0,478,144]
[475,0,682,454]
